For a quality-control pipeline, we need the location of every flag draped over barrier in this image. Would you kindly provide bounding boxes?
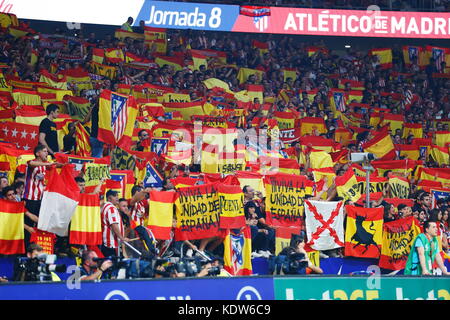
[148,190,176,240]
[379,216,421,270]
[344,206,383,258]
[223,226,252,276]
[70,193,102,245]
[304,200,345,251]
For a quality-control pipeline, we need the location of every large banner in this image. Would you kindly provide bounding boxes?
[10,1,450,38]
[175,183,220,240]
[264,174,313,228]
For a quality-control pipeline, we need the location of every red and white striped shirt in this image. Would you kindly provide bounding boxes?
[101,202,124,249]
[130,199,148,227]
[23,161,47,201]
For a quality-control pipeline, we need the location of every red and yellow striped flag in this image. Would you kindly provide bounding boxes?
[75,123,91,157]
[345,205,383,258]
[430,144,449,166]
[0,199,25,254]
[155,56,184,71]
[223,226,252,276]
[92,48,105,64]
[69,193,102,245]
[104,48,124,64]
[382,113,404,133]
[217,185,245,229]
[39,70,67,90]
[395,144,420,160]
[299,117,327,136]
[147,190,176,240]
[435,131,450,148]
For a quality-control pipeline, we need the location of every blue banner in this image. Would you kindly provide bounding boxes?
[134,0,238,31]
[0,276,274,300]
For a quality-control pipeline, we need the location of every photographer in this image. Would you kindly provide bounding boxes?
[78,250,113,281]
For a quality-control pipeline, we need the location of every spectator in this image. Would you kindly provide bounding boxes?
[0,176,8,198]
[404,220,449,276]
[38,104,60,157]
[63,122,77,153]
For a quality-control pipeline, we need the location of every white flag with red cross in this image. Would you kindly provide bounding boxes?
[304,200,345,251]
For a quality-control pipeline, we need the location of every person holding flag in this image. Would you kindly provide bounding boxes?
[404,220,449,276]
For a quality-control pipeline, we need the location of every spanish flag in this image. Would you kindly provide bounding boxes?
[92,48,105,64]
[155,56,183,71]
[201,143,219,174]
[190,51,208,71]
[362,127,396,160]
[223,226,252,276]
[236,171,265,198]
[252,40,269,55]
[403,123,423,139]
[309,151,333,169]
[418,168,450,188]
[104,48,124,64]
[12,89,41,106]
[30,49,39,67]
[282,68,297,82]
[246,84,264,103]
[275,226,302,256]
[217,184,245,229]
[61,68,93,92]
[344,205,383,258]
[147,190,176,240]
[237,67,265,84]
[114,28,144,41]
[97,90,138,148]
[395,144,420,160]
[335,169,361,202]
[334,128,353,145]
[39,70,67,90]
[299,117,327,136]
[381,113,404,133]
[346,90,363,103]
[338,79,365,90]
[369,48,393,69]
[0,199,25,254]
[307,46,328,57]
[203,77,232,92]
[163,100,205,121]
[69,193,102,245]
[435,131,450,148]
[430,144,449,166]
[274,111,296,129]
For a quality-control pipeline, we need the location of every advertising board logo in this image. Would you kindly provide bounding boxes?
[236,286,262,300]
[104,290,130,300]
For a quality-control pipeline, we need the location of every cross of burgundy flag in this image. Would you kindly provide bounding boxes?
[304,200,345,251]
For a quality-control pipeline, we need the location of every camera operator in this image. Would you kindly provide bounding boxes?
[281,235,323,275]
[78,250,113,281]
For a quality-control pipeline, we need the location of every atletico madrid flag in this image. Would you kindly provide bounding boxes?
[0,199,25,254]
[69,193,102,245]
[98,89,138,148]
[344,206,383,258]
[223,226,252,276]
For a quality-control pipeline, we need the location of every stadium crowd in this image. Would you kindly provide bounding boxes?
[0,9,449,280]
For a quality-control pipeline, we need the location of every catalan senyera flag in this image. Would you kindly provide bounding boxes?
[237,67,265,84]
[223,226,252,276]
[344,206,383,258]
[69,193,102,245]
[430,144,449,166]
[435,131,450,148]
[379,217,421,270]
[147,190,176,240]
[98,90,138,148]
[382,113,404,133]
[369,48,393,69]
[362,127,396,160]
[299,117,327,136]
[335,169,361,203]
[75,123,91,157]
[217,184,246,229]
[395,144,420,160]
[0,199,25,254]
[403,123,423,139]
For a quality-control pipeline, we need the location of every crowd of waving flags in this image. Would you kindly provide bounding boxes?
[0,12,449,274]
